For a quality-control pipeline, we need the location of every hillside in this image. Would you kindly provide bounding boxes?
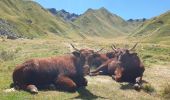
[0,0,81,39]
[0,0,143,39]
[73,7,139,37]
[131,11,170,43]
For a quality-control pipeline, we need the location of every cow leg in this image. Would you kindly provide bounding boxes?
[90,63,108,76]
[74,77,88,87]
[134,77,142,90]
[54,76,77,92]
[26,84,38,94]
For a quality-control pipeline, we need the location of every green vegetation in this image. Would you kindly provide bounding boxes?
[142,84,155,93]
[131,11,170,43]
[0,38,170,100]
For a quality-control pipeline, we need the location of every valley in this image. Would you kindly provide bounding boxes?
[0,0,170,99]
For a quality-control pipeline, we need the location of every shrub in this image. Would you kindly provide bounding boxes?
[142,84,155,93]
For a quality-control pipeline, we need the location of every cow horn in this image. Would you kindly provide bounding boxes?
[111,44,117,51]
[96,48,104,53]
[130,43,138,51]
[70,43,80,51]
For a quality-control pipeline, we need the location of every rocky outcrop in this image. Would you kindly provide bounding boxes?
[48,8,80,21]
[0,18,18,39]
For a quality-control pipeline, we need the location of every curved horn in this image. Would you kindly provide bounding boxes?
[130,43,138,51]
[96,48,104,53]
[70,43,79,51]
[111,44,117,51]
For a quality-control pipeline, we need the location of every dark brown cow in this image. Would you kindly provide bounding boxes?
[88,51,115,68]
[89,52,116,76]
[90,43,145,89]
[11,44,99,94]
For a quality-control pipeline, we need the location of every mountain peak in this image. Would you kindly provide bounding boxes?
[48,9,79,21]
[85,8,95,13]
[48,8,57,15]
[99,7,107,11]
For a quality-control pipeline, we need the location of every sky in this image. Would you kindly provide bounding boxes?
[34,0,170,20]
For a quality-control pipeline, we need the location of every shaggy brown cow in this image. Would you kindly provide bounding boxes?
[11,44,100,94]
[90,43,145,89]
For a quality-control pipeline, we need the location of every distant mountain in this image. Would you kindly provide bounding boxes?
[0,0,148,39]
[73,7,137,37]
[131,11,170,42]
[48,8,80,21]
[0,0,81,39]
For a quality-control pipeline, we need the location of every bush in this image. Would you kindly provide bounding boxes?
[142,84,155,93]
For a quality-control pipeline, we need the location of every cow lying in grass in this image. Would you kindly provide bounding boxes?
[11,44,102,94]
[90,43,145,89]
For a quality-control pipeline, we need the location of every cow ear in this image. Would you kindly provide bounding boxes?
[106,52,115,59]
[72,51,80,57]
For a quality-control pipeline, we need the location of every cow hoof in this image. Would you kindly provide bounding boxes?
[30,88,38,94]
[134,83,141,90]
[89,73,95,76]
[27,85,38,94]
[111,75,115,80]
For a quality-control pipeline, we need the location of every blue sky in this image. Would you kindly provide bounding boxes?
[34,0,170,20]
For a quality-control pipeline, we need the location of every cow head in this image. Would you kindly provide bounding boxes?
[71,44,103,76]
[111,43,140,82]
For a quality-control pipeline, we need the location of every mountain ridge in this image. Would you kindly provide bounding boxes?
[1,0,168,42]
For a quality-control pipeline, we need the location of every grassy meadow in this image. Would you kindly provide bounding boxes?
[0,36,170,100]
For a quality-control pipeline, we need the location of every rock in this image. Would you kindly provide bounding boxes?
[0,18,19,39]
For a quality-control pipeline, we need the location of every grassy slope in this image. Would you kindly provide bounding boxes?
[0,37,170,100]
[0,0,82,39]
[74,8,137,37]
[131,11,170,43]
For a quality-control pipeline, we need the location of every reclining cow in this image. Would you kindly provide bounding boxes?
[90,43,145,89]
[11,44,101,94]
[88,51,115,68]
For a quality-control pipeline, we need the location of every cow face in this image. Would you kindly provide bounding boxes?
[70,44,103,76]
[113,49,140,82]
[72,49,95,76]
